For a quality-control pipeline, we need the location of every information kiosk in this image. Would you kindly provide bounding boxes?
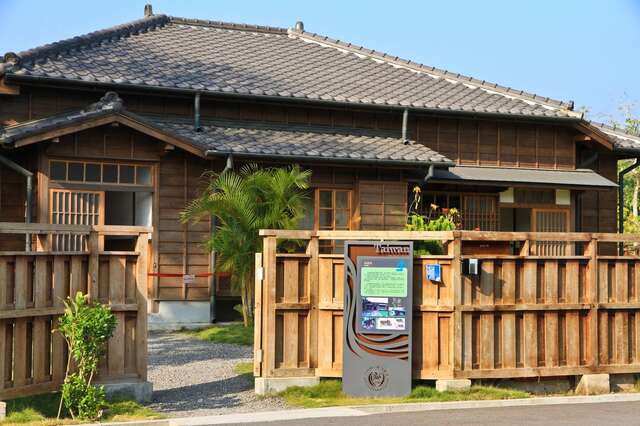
[343,241,413,397]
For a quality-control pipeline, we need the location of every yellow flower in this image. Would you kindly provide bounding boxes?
[430,203,438,211]
[412,186,421,194]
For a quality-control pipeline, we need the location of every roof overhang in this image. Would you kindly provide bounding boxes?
[1,108,206,158]
[430,166,617,190]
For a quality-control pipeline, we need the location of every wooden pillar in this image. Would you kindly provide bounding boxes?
[87,231,99,300]
[254,252,263,377]
[263,236,277,377]
[307,236,319,373]
[135,233,149,381]
[586,236,599,368]
[449,232,462,375]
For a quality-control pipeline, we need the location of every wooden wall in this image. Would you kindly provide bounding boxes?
[1,87,585,171]
[155,151,214,301]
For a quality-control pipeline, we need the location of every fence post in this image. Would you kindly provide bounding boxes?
[307,235,319,374]
[586,235,599,368]
[135,232,149,381]
[87,231,100,300]
[449,231,463,375]
[263,236,277,377]
[254,252,263,377]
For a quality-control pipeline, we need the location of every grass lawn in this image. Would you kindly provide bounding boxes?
[2,392,163,425]
[234,361,254,377]
[279,379,530,408]
[182,323,254,346]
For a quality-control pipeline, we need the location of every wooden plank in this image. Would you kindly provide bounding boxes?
[502,313,516,369]
[522,261,537,304]
[566,261,580,304]
[254,253,263,377]
[134,234,149,381]
[615,262,628,303]
[13,319,28,387]
[566,312,580,366]
[14,257,29,310]
[87,232,99,299]
[523,313,538,368]
[479,313,494,370]
[108,256,126,377]
[307,237,319,371]
[283,259,299,303]
[545,261,558,303]
[450,235,463,373]
[0,321,6,390]
[32,257,49,383]
[283,312,299,369]
[70,256,84,296]
[545,312,559,367]
[598,312,609,365]
[263,236,277,377]
[615,312,628,364]
[479,260,494,306]
[502,261,516,304]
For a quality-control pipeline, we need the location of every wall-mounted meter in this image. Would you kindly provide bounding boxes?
[463,258,480,275]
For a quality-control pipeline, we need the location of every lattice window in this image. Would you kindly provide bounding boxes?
[463,195,499,231]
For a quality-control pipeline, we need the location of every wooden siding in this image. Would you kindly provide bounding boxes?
[156,151,213,301]
[46,126,163,162]
[2,87,582,170]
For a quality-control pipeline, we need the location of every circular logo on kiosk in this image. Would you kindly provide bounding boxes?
[365,366,389,391]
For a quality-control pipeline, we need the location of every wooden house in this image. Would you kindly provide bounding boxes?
[1,5,639,326]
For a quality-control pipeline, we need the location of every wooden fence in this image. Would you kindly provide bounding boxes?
[254,230,640,381]
[0,223,150,399]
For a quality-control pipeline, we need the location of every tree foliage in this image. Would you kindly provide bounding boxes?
[56,292,116,420]
[181,164,311,325]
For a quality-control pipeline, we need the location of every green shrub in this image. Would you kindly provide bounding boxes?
[56,292,117,421]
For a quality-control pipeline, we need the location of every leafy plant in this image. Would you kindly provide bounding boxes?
[180,164,311,326]
[56,292,117,421]
[406,186,459,255]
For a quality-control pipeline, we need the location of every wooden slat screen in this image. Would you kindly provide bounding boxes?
[49,189,103,251]
[463,195,498,231]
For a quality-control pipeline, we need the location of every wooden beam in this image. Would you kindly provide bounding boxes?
[0,78,19,95]
[574,135,592,142]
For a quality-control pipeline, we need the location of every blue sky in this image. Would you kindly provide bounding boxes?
[1,0,638,122]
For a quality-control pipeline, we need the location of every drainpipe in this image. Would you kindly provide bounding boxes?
[209,154,234,323]
[401,108,409,143]
[0,154,33,251]
[619,159,640,254]
[194,93,202,132]
[423,164,435,184]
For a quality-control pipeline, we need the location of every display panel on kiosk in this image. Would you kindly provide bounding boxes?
[357,256,410,334]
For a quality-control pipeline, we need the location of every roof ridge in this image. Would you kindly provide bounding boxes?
[590,120,640,139]
[168,16,288,34]
[289,28,577,113]
[1,14,170,71]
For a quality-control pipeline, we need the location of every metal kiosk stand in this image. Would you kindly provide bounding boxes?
[343,241,413,397]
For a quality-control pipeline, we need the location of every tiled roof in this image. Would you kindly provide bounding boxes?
[143,115,453,165]
[0,14,581,119]
[591,122,640,155]
[0,92,124,144]
[0,92,452,166]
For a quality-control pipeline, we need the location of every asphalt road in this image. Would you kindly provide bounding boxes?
[239,401,640,426]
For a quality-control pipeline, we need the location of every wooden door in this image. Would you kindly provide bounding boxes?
[49,189,104,251]
[532,208,569,255]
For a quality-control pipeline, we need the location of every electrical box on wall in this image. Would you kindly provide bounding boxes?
[426,264,441,282]
[463,258,480,275]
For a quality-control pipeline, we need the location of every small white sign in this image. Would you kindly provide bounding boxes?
[183,274,196,284]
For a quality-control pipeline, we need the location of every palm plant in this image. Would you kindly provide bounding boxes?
[180,164,311,326]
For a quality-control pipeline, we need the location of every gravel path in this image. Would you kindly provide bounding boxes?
[147,331,288,417]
